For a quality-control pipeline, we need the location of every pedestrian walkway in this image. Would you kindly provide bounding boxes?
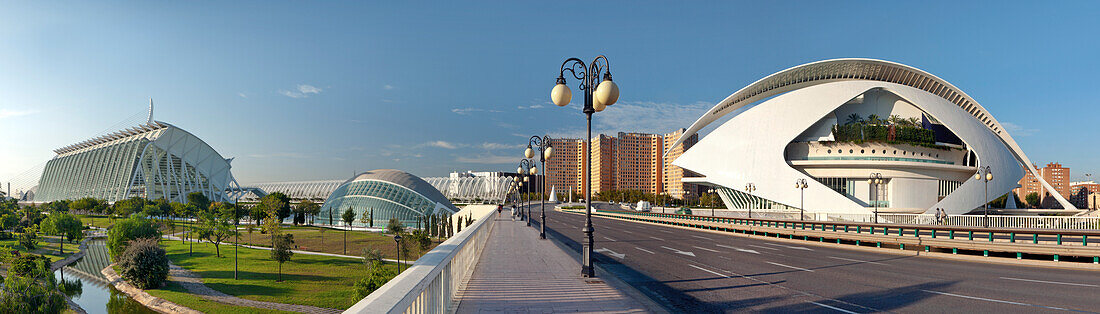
[454,216,647,313]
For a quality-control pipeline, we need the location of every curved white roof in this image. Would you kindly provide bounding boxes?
[671,58,1074,210]
[346,169,455,209]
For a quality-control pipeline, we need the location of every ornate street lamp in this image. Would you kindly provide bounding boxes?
[518,159,534,225]
[868,173,884,224]
[795,179,808,221]
[551,55,618,277]
[744,183,756,219]
[975,166,993,227]
[526,136,553,239]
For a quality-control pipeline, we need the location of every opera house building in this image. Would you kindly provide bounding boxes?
[669,58,1075,215]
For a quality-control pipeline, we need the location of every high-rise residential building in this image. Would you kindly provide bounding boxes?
[1014,162,1071,208]
[546,138,584,197]
[543,129,698,200]
[1069,181,1100,209]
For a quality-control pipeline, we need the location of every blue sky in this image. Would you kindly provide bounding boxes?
[1,1,1099,189]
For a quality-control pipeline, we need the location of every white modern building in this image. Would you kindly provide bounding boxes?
[320,169,459,227]
[35,105,238,204]
[235,179,344,203]
[424,171,514,203]
[669,58,1075,215]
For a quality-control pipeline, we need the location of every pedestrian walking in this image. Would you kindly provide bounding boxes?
[510,206,516,221]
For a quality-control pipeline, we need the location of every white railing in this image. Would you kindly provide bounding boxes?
[345,209,497,314]
[644,207,1100,230]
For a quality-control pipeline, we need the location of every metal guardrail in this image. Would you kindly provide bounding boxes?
[588,209,1100,264]
[646,208,1100,230]
[345,209,497,314]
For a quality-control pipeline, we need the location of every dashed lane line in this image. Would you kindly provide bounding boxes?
[766,261,814,272]
[689,264,731,278]
[635,247,655,254]
[649,236,665,241]
[691,235,714,240]
[828,256,886,266]
[748,244,781,251]
[920,290,1086,312]
[693,246,720,253]
[602,236,617,242]
[810,301,859,314]
[999,277,1099,288]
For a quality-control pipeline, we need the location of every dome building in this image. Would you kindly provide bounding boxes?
[669,58,1076,215]
[319,169,460,227]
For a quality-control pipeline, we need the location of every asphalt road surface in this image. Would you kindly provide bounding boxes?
[522,204,1100,313]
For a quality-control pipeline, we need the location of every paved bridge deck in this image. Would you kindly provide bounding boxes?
[454,214,647,313]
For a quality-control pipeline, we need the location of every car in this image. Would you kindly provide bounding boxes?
[675,207,693,215]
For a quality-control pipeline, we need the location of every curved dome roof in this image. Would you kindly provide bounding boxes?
[344,169,455,209]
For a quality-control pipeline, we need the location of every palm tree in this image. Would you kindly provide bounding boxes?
[908,117,921,127]
[889,115,902,125]
[845,113,863,125]
[867,114,881,125]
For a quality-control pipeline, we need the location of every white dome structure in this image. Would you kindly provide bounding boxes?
[669,58,1074,214]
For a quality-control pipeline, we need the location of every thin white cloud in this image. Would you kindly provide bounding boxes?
[517,104,544,109]
[548,100,712,139]
[246,152,310,159]
[456,154,516,164]
[451,107,502,115]
[426,141,458,149]
[478,142,524,150]
[279,84,323,98]
[0,109,38,119]
[1002,121,1038,136]
[384,84,395,90]
[238,92,248,98]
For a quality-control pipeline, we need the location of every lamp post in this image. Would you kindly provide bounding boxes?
[527,136,553,239]
[868,173,883,224]
[551,55,619,278]
[744,183,756,218]
[795,179,808,221]
[393,233,403,272]
[517,159,534,225]
[975,166,993,227]
[708,189,716,217]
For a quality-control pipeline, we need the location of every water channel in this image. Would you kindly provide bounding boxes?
[53,238,155,314]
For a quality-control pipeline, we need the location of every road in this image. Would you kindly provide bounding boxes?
[523,204,1100,313]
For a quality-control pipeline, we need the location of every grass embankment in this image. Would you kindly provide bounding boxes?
[234,225,439,259]
[157,238,394,309]
[146,281,299,314]
[0,235,75,261]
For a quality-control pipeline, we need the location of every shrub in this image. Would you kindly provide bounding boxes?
[18,226,38,251]
[0,231,14,240]
[117,238,169,289]
[107,216,161,259]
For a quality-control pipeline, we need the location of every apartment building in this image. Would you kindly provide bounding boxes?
[544,129,698,200]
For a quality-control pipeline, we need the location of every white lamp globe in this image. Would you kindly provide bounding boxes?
[525,147,534,159]
[524,176,529,182]
[544,146,553,159]
[986,173,993,180]
[593,94,606,112]
[517,167,523,174]
[530,166,537,175]
[595,77,620,106]
[974,173,981,180]
[551,82,572,107]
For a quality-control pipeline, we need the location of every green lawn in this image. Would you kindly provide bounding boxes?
[160,238,392,309]
[146,280,299,314]
[0,234,76,261]
[234,224,439,259]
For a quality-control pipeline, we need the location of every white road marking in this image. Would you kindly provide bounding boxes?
[999,277,1099,287]
[620,229,635,234]
[828,256,886,265]
[693,246,720,253]
[765,243,813,251]
[635,247,655,254]
[691,235,713,240]
[766,261,814,272]
[660,246,696,257]
[716,244,760,254]
[748,244,781,251]
[649,236,665,241]
[689,264,731,278]
[920,290,1077,311]
[593,248,625,259]
[602,236,617,242]
[810,302,859,314]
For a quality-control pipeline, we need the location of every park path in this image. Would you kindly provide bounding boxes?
[454,216,647,313]
[168,263,342,314]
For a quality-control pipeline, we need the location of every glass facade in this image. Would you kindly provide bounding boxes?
[319,179,444,227]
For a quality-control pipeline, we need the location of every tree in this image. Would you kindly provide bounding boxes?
[112,197,146,217]
[196,209,236,257]
[40,212,83,255]
[342,207,356,255]
[867,114,881,125]
[354,247,396,298]
[141,204,161,219]
[297,200,320,225]
[260,192,291,225]
[845,113,863,125]
[117,238,169,289]
[1026,192,1040,208]
[263,197,285,245]
[369,207,374,228]
[386,217,404,235]
[18,226,38,251]
[271,233,294,282]
[106,216,161,258]
[360,209,370,226]
[0,254,66,313]
[186,192,211,213]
